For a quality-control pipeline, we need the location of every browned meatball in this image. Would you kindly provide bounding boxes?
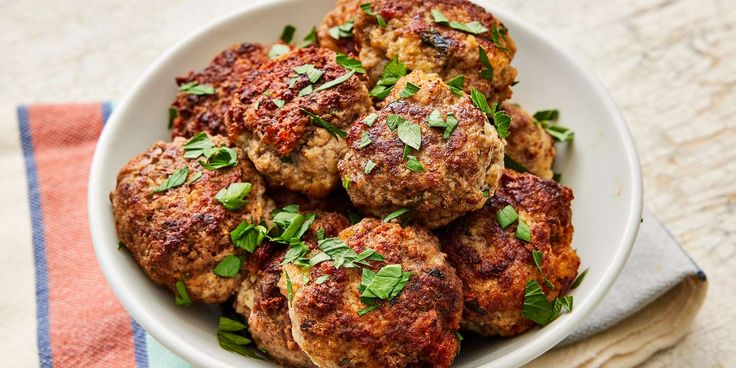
[111,136,271,304]
[503,102,556,179]
[234,211,350,368]
[227,47,374,198]
[438,170,580,336]
[317,0,361,56]
[351,0,516,102]
[171,43,270,138]
[282,218,463,368]
[338,70,504,229]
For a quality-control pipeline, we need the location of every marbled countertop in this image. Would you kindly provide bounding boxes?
[2,0,734,365]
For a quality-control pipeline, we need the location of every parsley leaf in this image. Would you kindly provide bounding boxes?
[214,255,242,278]
[504,155,529,173]
[533,110,559,122]
[168,107,177,129]
[357,264,411,315]
[268,44,290,59]
[516,218,532,242]
[426,109,458,139]
[294,64,324,83]
[470,87,493,114]
[431,9,488,35]
[272,99,286,108]
[315,71,355,92]
[284,270,293,304]
[447,75,465,95]
[362,113,378,126]
[399,82,420,98]
[370,57,407,99]
[299,27,318,48]
[360,3,388,27]
[533,109,574,142]
[199,147,238,170]
[571,268,589,289]
[478,46,494,81]
[386,114,404,131]
[280,24,296,44]
[328,20,354,39]
[336,53,365,73]
[342,176,351,190]
[153,167,189,193]
[302,109,347,138]
[383,208,410,223]
[215,182,252,211]
[179,82,215,95]
[218,316,246,332]
[364,160,377,174]
[493,111,511,139]
[183,132,215,159]
[497,205,518,228]
[358,131,372,149]
[522,280,574,326]
[230,221,267,253]
[545,125,575,142]
[315,237,383,269]
[298,85,313,96]
[406,155,425,172]
[175,280,191,306]
[397,119,421,150]
[532,250,555,289]
[315,275,330,284]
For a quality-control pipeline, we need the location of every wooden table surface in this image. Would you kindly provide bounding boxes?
[2,0,734,366]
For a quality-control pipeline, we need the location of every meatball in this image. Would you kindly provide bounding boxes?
[227,47,374,198]
[503,102,556,179]
[352,0,517,102]
[317,0,361,56]
[171,43,270,138]
[338,70,504,229]
[438,170,580,336]
[281,218,463,368]
[111,136,271,304]
[234,211,350,368]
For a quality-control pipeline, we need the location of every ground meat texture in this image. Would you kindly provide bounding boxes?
[503,102,556,179]
[233,212,350,367]
[438,170,580,336]
[317,0,361,56]
[110,136,271,304]
[352,0,517,102]
[170,43,270,138]
[338,70,504,229]
[281,218,463,368]
[268,186,358,215]
[227,46,374,198]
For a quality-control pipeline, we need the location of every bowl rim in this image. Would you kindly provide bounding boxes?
[88,1,643,367]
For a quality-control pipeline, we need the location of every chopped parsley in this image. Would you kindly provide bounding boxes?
[315,71,355,91]
[199,147,238,170]
[179,82,215,95]
[370,57,407,99]
[516,218,531,242]
[571,268,589,289]
[360,3,388,27]
[490,23,509,52]
[553,172,563,182]
[294,64,324,83]
[230,220,267,253]
[493,111,511,139]
[399,82,420,98]
[215,182,252,210]
[533,109,574,142]
[268,44,290,59]
[431,9,488,35]
[214,255,242,278]
[302,109,348,138]
[496,205,518,228]
[299,27,318,48]
[533,110,559,122]
[362,113,378,126]
[216,316,264,359]
[280,24,296,44]
[478,46,494,81]
[186,170,203,184]
[470,87,493,114]
[298,84,313,96]
[315,275,330,284]
[357,264,411,315]
[342,176,351,190]
[532,250,555,289]
[346,210,363,224]
[313,237,384,269]
[284,270,294,304]
[447,75,465,95]
[153,167,189,193]
[426,109,458,139]
[364,160,377,174]
[174,280,191,306]
[386,114,404,131]
[469,88,510,138]
[272,99,286,108]
[328,19,354,39]
[358,131,372,149]
[383,208,410,223]
[504,155,529,173]
[336,53,366,73]
[183,132,215,158]
[522,279,573,326]
[406,155,425,172]
[396,119,422,150]
[168,107,177,129]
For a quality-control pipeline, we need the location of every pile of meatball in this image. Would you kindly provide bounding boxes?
[111,0,580,366]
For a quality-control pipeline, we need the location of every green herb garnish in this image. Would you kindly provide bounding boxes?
[315,275,330,284]
[426,109,458,139]
[478,46,494,81]
[516,218,531,242]
[399,82,419,98]
[315,71,355,92]
[284,270,293,304]
[360,3,388,27]
[299,27,318,48]
[175,280,191,306]
[357,264,411,315]
[532,250,555,289]
[215,182,252,210]
[302,109,348,138]
[199,147,238,170]
[571,268,588,289]
[342,176,351,190]
[214,255,242,278]
[362,113,378,126]
[336,53,365,73]
[153,167,189,193]
[358,131,372,149]
[406,155,425,172]
[268,44,290,59]
[230,221,267,253]
[272,99,286,108]
[314,237,384,269]
[447,75,465,95]
[364,160,377,174]
[370,57,407,99]
[168,107,177,129]
[183,132,215,158]
[294,64,324,83]
[383,208,410,223]
[504,155,529,173]
[497,205,518,228]
[493,111,511,139]
[280,24,296,44]
[397,119,422,150]
[431,9,488,35]
[298,85,313,96]
[522,280,573,326]
[328,20,354,39]
[179,82,215,95]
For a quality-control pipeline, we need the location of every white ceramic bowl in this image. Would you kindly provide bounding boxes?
[88,0,643,366]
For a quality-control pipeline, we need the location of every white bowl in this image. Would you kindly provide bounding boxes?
[88,0,643,366]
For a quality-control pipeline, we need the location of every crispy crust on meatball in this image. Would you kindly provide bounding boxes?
[503,103,556,179]
[438,170,579,336]
[282,219,463,368]
[353,0,517,102]
[338,71,504,229]
[317,0,361,56]
[234,212,350,367]
[111,136,270,304]
[171,43,270,138]
[227,47,374,198]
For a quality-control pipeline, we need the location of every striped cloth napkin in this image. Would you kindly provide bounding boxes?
[0,103,706,368]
